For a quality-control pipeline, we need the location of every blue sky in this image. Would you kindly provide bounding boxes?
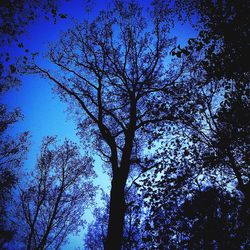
[2,0,196,248]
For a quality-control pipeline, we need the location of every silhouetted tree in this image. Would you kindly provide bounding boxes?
[141,1,250,248]
[200,84,250,201]
[0,83,29,248]
[173,0,249,80]
[171,0,250,201]
[32,1,185,248]
[122,186,145,250]
[11,136,96,250]
[142,167,250,249]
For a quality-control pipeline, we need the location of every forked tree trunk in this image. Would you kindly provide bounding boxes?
[105,103,136,250]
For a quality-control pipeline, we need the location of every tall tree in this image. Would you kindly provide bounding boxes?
[171,0,250,200]
[12,136,96,250]
[32,1,183,248]
[0,79,29,248]
[141,0,250,247]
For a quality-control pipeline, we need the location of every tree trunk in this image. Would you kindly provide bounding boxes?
[27,228,34,250]
[105,174,126,250]
[105,105,136,250]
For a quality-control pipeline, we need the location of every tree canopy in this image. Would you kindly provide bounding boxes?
[1,0,249,249]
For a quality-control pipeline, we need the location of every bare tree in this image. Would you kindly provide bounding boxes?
[13,136,96,250]
[32,1,184,248]
[0,78,29,248]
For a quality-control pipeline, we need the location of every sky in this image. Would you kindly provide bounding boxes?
[2,0,196,249]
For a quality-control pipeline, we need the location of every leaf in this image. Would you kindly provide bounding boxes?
[9,65,16,73]
[59,13,67,19]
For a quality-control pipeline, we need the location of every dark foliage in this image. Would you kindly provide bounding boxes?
[140,0,250,249]
[173,0,249,80]
[142,187,250,249]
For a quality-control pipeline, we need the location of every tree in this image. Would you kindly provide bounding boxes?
[32,1,184,248]
[0,82,29,248]
[141,141,250,249]
[173,0,249,80]
[12,136,96,250]
[122,186,145,250]
[139,1,250,248]
[143,186,250,249]
[171,0,250,201]
[200,84,250,201]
